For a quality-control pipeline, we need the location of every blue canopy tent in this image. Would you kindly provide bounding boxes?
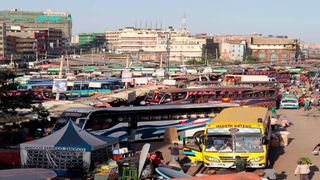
[20,121,118,176]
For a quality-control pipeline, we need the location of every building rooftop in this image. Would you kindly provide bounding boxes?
[251,37,296,45]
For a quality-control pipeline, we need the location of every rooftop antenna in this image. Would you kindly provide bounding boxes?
[181,14,187,30]
[150,20,152,29]
[155,20,158,29]
[160,20,163,29]
[134,21,137,29]
[139,20,142,29]
[145,20,147,29]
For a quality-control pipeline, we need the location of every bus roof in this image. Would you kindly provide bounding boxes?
[64,102,240,115]
[208,106,269,125]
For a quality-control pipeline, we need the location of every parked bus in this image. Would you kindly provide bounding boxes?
[184,106,272,168]
[143,87,278,108]
[19,79,124,98]
[53,103,239,141]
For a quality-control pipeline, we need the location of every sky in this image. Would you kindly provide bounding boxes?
[1,0,320,43]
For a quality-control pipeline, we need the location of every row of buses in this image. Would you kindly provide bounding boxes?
[54,106,272,169]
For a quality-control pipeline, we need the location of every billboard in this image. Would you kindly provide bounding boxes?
[52,79,67,93]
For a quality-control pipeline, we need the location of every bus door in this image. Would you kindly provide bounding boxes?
[183,136,204,163]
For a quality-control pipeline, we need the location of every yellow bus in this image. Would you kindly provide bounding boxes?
[184,106,272,168]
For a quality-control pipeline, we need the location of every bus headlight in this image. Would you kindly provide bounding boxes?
[205,156,220,162]
[249,156,264,162]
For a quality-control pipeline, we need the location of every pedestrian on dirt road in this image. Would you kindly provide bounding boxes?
[304,98,310,111]
[230,156,247,173]
[294,160,312,180]
[169,142,183,162]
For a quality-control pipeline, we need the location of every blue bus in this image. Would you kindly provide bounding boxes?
[18,79,124,99]
[53,103,239,141]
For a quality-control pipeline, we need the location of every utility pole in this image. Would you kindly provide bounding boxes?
[166,33,171,78]
[55,55,64,101]
[65,50,69,72]
[160,53,163,68]
[36,51,39,62]
[91,49,94,65]
[10,54,13,65]
[45,51,47,60]
[205,48,208,66]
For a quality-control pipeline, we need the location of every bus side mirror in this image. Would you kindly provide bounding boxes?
[262,136,269,145]
[198,135,204,144]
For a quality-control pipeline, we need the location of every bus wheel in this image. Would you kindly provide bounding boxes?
[193,130,204,139]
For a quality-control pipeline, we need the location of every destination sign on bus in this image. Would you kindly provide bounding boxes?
[216,124,252,128]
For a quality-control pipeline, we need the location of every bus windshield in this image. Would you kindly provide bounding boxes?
[53,112,88,131]
[235,133,263,153]
[205,135,233,152]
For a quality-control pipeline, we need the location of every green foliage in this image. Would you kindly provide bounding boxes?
[245,55,260,64]
[186,59,203,65]
[33,103,49,119]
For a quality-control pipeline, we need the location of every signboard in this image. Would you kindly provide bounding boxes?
[163,79,176,86]
[48,67,59,71]
[207,128,260,134]
[82,67,94,71]
[89,82,102,88]
[122,71,132,83]
[67,81,74,87]
[134,77,148,85]
[52,79,67,93]
[155,69,165,77]
[11,26,21,31]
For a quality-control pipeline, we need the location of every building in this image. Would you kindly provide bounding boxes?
[6,27,62,60]
[220,41,246,61]
[249,36,298,63]
[0,21,6,61]
[78,33,106,49]
[105,27,206,62]
[0,9,72,48]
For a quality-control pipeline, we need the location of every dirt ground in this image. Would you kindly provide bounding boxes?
[136,107,320,179]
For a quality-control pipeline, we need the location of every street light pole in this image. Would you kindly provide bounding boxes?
[166,33,171,78]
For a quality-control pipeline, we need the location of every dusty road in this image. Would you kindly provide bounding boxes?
[272,107,320,180]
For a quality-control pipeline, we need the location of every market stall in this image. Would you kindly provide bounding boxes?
[20,120,118,177]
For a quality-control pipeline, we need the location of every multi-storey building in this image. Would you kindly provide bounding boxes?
[220,41,246,61]
[213,34,299,63]
[6,27,62,60]
[249,36,298,63]
[0,9,72,48]
[78,33,106,49]
[0,21,6,61]
[105,27,206,62]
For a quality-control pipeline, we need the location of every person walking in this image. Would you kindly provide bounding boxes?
[230,156,247,173]
[169,142,183,162]
[304,98,310,111]
[294,160,312,180]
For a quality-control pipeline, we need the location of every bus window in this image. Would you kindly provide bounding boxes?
[173,92,187,101]
[235,133,263,153]
[205,135,233,152]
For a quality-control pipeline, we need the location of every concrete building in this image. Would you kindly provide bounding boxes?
[78,33,106,49]
[0,9,72,48]
[105,27,206,62]
[0,21,6,61]
[6,27,62,60]
[220,41,246,61]
[249,36,298,63]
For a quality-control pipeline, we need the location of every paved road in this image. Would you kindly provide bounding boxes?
[272,108,320,180]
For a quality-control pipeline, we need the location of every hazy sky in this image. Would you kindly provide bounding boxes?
[1,0,320,43]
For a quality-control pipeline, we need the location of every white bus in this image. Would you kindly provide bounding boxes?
[53,103,239,141]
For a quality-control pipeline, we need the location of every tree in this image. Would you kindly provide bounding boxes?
[0,70,33,113]
[245,55,260,64]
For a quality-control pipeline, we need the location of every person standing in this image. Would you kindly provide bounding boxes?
[304,98,310,111]
[294,160,312,180]
[169,142,182,162]
[230,156,247,173]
